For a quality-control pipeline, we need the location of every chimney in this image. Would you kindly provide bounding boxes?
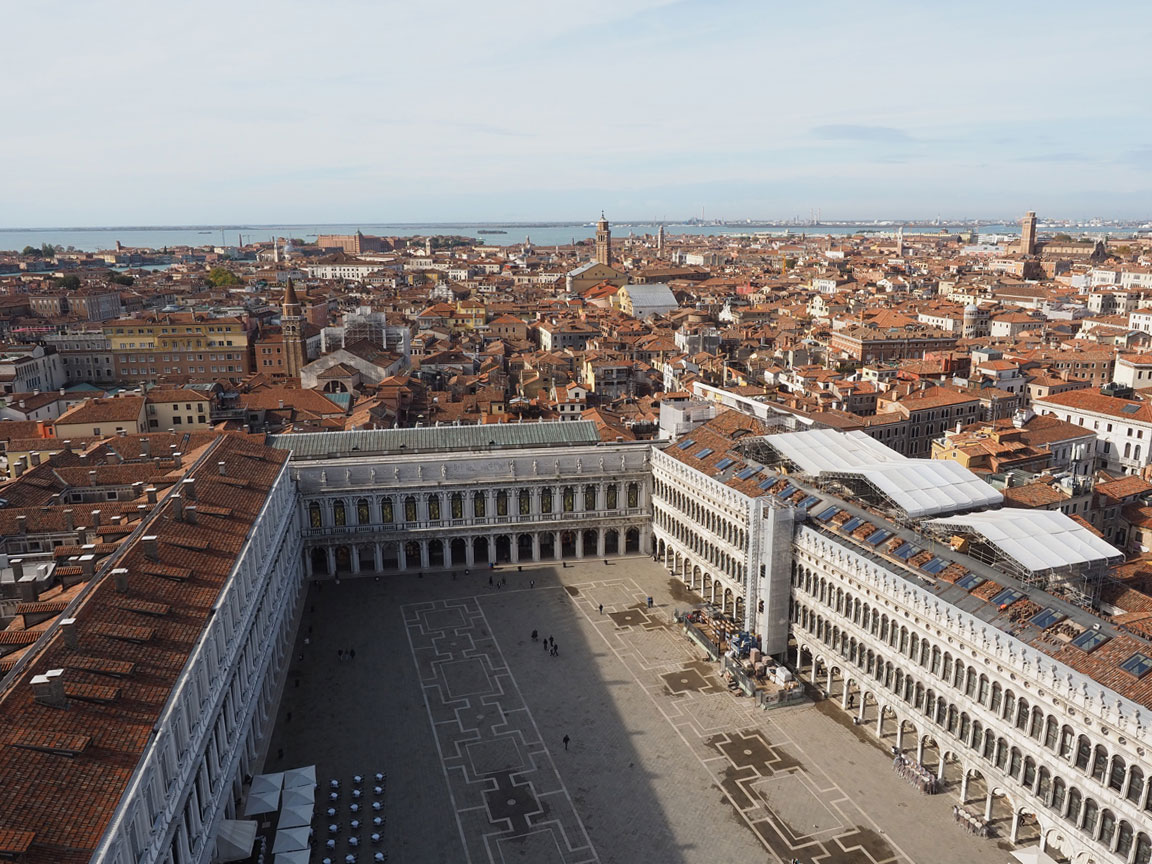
[117,428,127,438]
[182,478,196,500]
[10,559,24,581]
[32,669,68,709]
[143,535,159,560]
[17,577,37,603]
[131,481,143,499]
[89,469,98,486]
[217,461,226,476]
[63,439,73,453]
[63,509,74,531]
[140,438,150,457]
[61,618,78,649]
[145,486,158,504]
[278,399,285,409]
[30,451,41,466]
[90,509,101,527]
[172,493,184,522]
[13,457,25,478]
[15,515,27,534]
[59,387,65,396]
[112,567,129,593]
[79,554,95,578]
[185,505,198,524]
[172,451,182,468]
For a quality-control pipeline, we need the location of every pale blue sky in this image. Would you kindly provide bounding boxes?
[3,0,1151,226]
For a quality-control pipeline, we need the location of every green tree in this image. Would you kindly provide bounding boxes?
[206,267,243,287]
[108,272,135,286]
[54,275,81,290]
[21,245,40,257]
[41,243,56,257]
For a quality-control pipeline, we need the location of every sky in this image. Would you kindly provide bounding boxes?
[3,0,1152,226]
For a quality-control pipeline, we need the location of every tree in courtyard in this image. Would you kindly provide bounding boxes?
[206,267,243,287]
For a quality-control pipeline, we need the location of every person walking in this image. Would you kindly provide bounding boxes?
[350,649,356,661]
[563,734,570,751]
[598,604,603,614]
[531,630,538,641]
[489,575,493,587]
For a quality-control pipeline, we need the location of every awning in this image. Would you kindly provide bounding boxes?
[1012,848,1060,864]
[283,765,316,790]
[273,851,311,864]
[272,825,311,854]
[278,802,314,829]
[214,820,257,862]
[243,787,280,816]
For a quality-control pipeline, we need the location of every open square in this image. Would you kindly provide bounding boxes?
[265,557,1014,864]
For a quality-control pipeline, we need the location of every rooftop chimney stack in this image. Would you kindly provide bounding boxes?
[90,509,101,527]
[61,618,78,649]
[143,535,159,561]
[16,515,27,533]
[182,478,196,500]
[112,567,129,593]
[10,559,24,581]
[185,505,197,524]
[89,470,98,486]
[217,461,226,476]
[32,669,68,709]
[140,438,150,457]
[63,440,73,453]
[172,451,182,468]
[172,493,184,522]
[30,451,41,466]
[63,509,74,531]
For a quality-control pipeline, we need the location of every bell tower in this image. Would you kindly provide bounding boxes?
[595,213,611,266]
[1020,211,1037,256]
[282,279,305,378]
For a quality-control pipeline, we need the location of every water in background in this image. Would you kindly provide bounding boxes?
[0,221,1134,254]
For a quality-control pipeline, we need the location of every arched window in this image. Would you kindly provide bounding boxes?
[496,490,508,516]
[541,487,552,513]
[1127,766,1145,805]
[1117,822,1134,859]
[1050,777,1066,813]
[333,500,346,526]
[585,484,597,511]
[451,492,463,519]
[519,489,530,515]
[381,498,393,523]
[563,487,575,512]
[606,484,618,509]
[428,494,441,522]
[1110,756,1127,792]
[308,501,322,528]
[356,498,370,525]
[404,496,417,522]
[1075,736,1091,771]
[1066,787,1082,824]
[1082,798,1099,834]
[473,491,486,518]
[1099,810,1116,848]
[627,482,639,508]
[1091,745,1108,783]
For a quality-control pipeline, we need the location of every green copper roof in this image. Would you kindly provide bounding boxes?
[269,420,601,459]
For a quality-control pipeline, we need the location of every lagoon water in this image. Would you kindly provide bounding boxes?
[1,221,1134,254]
[0,221,1034,253]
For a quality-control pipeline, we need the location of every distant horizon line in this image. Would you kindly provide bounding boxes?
[1,216,1142,233]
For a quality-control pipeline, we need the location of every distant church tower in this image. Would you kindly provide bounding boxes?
[282,279,305,378]
[1020,211,1037,256]
[656,224,665,256]
[595,213,611,266]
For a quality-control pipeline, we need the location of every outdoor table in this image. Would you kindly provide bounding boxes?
[329,792,338,802]
[371,801,381,811]
[374,773,384,782]
[350,803,360,813]
[326,839,335,850]
[372,817,382,827]
[353,775,362,784]
[351,820,360,830]
[329,824,339,835]
[373,786,383,796]
[327,808,336,818]
[330,780,340,789]
[352,789,361,799]
[349,836,359,848]
[346,854,356,863]
[371,833,381,844]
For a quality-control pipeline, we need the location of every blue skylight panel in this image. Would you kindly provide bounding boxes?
[1120,653,1152,678]
[676,438,695,450]
[1072,629,1110,653]
[1030,608,1066,630]
[736,466,761,480]
[990,587,1025,607]
[695,448,714,459]
[841,516,864,533]
[815,506,840,521]
[798,495,820,510]
[955,573,985,591]
[866,529,892,546]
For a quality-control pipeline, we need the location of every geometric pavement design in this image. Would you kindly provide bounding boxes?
[404,597,599,864]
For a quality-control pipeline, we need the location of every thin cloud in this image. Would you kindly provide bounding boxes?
[812,124,914,144]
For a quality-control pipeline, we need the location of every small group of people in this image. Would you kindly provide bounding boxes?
[336,648,357,662]
[952,804,991,837]
[489,575,508,589]
[531,631,560,656]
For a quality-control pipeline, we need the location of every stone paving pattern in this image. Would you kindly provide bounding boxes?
[265,559,1015,864]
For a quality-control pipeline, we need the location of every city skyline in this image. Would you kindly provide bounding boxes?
[4,0,1152,226]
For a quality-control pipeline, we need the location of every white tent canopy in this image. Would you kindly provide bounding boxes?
[272,825,311,854]
[243,787,280,816]
[278,802,314,829]
[251,772,285,796]
[281,786,314,808]
[214,820,257,862]
[849,460,1003,518]
[273,850,311,864]
[764,428,904,473]
[283,765,316,790]
[927,509,1123,573]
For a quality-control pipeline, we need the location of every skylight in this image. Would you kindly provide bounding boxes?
[1030,608,1066,630]
[1120,652,1152,679]
[1071,629,1110,653]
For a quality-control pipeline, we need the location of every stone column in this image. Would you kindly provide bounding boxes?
[444,542,453,569]
[960,770,970,803]
[398,544,408,571]
[532,534,541,562]
[917,736,925,765]
[326,547,336,576]
[465,538,475,567]
[511,539,519,564]
[304,549,314,577]
[373,543,383,571]
[937,751,946,782]
[896,721,904,752]
[553,532,562,561]
[576,531,584,559]
[984,792,994,822]
[1010,810,1021,844]
[352,547,362,574]
[841,680,851,711]
[597,530,606,557]
[876,705,884,738]
[487,536,497,565]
